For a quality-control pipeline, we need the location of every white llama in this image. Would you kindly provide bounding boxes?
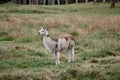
[38,27,75,65]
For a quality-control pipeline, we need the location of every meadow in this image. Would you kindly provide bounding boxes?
[0,2,120,80]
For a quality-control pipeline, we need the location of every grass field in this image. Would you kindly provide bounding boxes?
[0,2,120,80]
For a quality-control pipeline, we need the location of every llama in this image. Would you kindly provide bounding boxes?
[38,27,75,65]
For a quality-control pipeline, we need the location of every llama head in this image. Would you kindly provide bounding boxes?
[38,27,49,36]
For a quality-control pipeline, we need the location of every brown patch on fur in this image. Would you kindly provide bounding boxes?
[55,43,58,49]
[64,37,69,41]
[47,35,49,37]
[62,34,75,41]
[52,38,58,42]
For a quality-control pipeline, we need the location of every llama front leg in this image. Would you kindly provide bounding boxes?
[68,49,71,63]
[55,51,60,65]
[71,47,74,61]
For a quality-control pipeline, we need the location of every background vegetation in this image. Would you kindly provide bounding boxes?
[0,3,120,80]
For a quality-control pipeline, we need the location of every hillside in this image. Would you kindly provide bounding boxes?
[0,3,120,80]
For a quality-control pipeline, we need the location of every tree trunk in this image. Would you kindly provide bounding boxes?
[76,0,78,4]
[48,0,55,5]
[103,0,106,3]
[111,0,115,8]
[44,0,46,5]
[36,0,39,5]
[19,0,21,4]
[57,0,60,5]
[48,0,50,5]
[94,0,97,4]
[85,0,88,3]
[66,0,68,4]
[29,0,31,5]
[23,0,26,5]
[12,0,16,3]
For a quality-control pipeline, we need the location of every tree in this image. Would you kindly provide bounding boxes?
[29,0,31,5]
[0,0,6,4]
[36,0,39,5]
[66,0,68,4]
[103,0,106,3]
[94,0,97,4]
[23,0,26,5]
[52,0,55,5]
[76,0,78,4]
[19,0,21,4]
[57,0,60,5]
[111,0,115,8]
[43,0,46,5]
[85,0,88,3]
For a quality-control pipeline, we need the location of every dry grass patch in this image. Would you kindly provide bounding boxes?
[6,17,22,25]
[99,56,120,64]
[87,16,120,33]
[24,17,41,26]
[0,69,54,80]
[0,21,12,30]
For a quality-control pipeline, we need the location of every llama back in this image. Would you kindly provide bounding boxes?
[52,34,75,51]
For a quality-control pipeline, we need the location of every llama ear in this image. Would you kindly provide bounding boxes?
[43,27,48,31]
[42,26,46,30]
[46,28,49,31]
[40,26,44,29]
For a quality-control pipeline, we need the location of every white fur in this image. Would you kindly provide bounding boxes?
[43,37,52,52]
[38,27,75,65]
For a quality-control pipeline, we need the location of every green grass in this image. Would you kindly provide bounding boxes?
[0,2,120,80]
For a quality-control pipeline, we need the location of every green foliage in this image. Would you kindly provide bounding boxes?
[0,31,8,37]
[28,50,47,57]
[0,36,14,41]
[0,2,20,7]
[59,64,106,80]
[9,9,45,14]
[15,37,32,43]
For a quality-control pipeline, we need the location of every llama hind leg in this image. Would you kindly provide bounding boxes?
[68,47,74,63]
[55,52,60,65]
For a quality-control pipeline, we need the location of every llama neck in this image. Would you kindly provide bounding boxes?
[43,36,55,52]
